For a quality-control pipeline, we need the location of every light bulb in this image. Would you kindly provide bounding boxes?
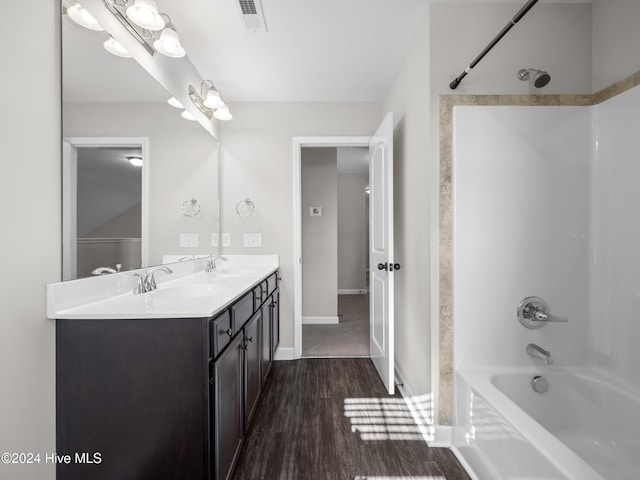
[67,3,103,31]
[213,106,233,121]
[154,28,185,58]
[203,89,225,110]
[181,110,196,121]
[126,0,165,31]
[167,97,183,109]
[104,37,132,58]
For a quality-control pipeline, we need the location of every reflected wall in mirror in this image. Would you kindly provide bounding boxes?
[62,0,220,280]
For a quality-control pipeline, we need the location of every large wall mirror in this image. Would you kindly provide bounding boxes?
[61,0,220,280]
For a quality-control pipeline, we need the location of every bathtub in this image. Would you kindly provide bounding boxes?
[452,368,640,480]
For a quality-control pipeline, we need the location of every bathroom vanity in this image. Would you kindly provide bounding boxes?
[48,256,279,480]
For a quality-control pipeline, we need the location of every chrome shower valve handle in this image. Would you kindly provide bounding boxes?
[518,296,568,329]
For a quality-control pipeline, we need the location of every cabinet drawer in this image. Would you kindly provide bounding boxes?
[211,311,232,357]
[231,291,254,334]
[266,273,278,296]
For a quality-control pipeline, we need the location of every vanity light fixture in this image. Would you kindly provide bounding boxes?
[167,97,183,108]
[104,36,132,57]
[188,81,233,121]
[66,2,104,30]
[126,155,143,167]
[102,0,185,58]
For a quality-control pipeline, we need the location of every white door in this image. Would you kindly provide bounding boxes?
[369,112,395,394]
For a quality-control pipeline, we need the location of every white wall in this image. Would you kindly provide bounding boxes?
[430,3,593,96]
[590,85,640,391]
[592,0,640,92]
[453,105,591,369]
[338,173,368,291]
[64,102,219,265]
[301,148,338,319]
[218,102,381,349]
[382,12,432,397]
[0,1,58,477]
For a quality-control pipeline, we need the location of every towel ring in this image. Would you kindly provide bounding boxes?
[182,198,202,217]
[236,198,255,217]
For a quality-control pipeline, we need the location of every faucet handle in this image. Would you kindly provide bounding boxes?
[518,296,568,329]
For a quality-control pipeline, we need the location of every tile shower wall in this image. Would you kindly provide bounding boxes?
[590,86,640,391]
[452,106,591,369]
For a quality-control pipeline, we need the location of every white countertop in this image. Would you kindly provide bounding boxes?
[47,255,278,320]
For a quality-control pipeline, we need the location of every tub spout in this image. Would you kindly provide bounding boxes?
[526,343,553,365]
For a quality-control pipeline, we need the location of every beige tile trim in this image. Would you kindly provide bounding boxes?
[437,71,640,425]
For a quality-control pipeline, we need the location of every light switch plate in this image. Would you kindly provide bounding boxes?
[222,233,231,247]
[211,233,219,247]
[243,233,262,248]
[310,206,322,216]
[180,233,199,248]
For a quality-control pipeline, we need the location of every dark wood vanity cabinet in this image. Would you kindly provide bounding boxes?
[56,271,279,480]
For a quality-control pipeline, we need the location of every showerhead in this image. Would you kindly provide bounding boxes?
[517,68,551,88]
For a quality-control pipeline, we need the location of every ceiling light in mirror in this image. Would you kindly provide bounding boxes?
[104,36,132,58]
[127,155,143,167]
[167,97,183,108]
[126,0,165,31]
[213,106,233,121]
[67,3,104,31]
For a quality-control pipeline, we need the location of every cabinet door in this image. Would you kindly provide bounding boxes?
[260,298,272,384]
[271,288,280,357]
[213,333,244,480]
[243,311,261,429]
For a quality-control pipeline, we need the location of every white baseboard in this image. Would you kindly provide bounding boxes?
[274,346,294,361]
[338,289,369,295]
[302,316,339,324]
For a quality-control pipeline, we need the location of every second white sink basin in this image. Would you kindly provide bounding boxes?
[152,284,223,299]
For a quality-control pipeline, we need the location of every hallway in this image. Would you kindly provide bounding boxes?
[231,358,471,480]
[302,295,370,357]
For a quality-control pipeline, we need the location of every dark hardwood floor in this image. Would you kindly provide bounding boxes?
[231,358,471,480]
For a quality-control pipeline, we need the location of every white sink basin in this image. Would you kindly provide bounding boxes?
[152,284,223,299]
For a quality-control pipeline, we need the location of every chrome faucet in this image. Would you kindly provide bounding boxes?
[205,255,228,272]
[518,297,568,329]
[526,343,553,365]
[133,266,173,293]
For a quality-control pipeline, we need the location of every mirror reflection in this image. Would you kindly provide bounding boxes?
[77,146,142,277]
[62,1,220,280]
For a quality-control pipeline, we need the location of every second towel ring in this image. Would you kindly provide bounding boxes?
[236,198,255,217]
[182,198,202,217]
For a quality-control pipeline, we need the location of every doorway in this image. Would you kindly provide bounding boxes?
[300,146,370,357]
[62,137,148,280]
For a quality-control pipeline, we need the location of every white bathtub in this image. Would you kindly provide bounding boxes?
[453,368,640,480]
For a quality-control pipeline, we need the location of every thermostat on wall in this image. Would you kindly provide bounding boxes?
[310,207,322,216]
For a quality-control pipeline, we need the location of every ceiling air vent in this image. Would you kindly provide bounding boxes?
[235,0,267,32]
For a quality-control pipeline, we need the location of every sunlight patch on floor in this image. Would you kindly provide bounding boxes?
[354,476,446,480]
[344,395,435,442]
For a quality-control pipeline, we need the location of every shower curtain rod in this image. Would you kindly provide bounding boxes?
[449,0,541,90]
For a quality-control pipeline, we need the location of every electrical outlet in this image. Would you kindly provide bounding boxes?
[222,233,231,247]
[211,233,219,247]
[243,233,262,248]
[180,233,199,248]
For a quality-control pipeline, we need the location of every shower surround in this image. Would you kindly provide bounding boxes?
[444,82,640,478]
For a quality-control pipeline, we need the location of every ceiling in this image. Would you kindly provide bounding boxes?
[63,0,429,103]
